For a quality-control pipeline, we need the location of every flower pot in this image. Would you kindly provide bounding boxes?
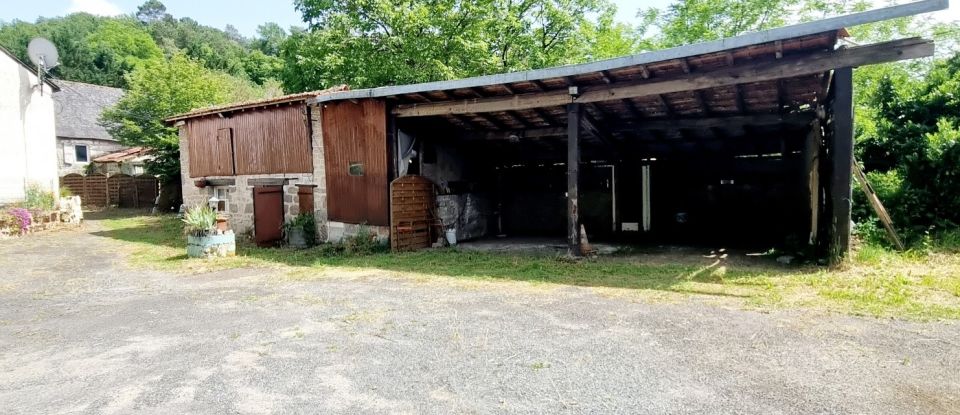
[186,232,236,258]
[216,217,229,232]
[286,228,308,249]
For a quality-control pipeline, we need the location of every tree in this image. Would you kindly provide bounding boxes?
[282,0,640,91]
[252,22,287,55]
[101,54,267,182]
[136,0,169,23]
[85,18,164,85]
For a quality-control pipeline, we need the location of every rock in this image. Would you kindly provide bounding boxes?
[777,255,795,265]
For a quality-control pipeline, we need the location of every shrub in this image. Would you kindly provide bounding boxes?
[23,184,55,210]
[182,204,217,236]
[7,208,32,234]
[342,225,387,255]
[282,213,317,245]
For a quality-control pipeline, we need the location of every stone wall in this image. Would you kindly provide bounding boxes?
[178,104,393,244]
[57,137,126,175]
[421,138,495,242]
[178,122,316,236]
[437,193,493,242]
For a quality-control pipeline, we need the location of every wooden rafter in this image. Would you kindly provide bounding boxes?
[393,38,933,117]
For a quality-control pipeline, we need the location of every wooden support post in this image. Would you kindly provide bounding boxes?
[804,119,821,246]
[829,67,854,264]
[567,103,582,257]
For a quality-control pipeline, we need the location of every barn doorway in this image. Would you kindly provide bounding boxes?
[253,186,284,247]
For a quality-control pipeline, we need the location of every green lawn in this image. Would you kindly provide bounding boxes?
[94,211,960,320]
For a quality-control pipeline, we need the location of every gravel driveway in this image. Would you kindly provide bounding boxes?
[1,220,958,414]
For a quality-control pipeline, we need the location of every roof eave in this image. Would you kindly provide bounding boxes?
[311,0,947,104]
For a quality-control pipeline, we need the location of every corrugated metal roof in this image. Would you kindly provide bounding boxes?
[166,85,350,122]
[53,80,124,141]
[312,0,946,104]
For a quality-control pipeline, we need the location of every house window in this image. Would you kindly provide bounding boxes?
[75,145,89,163]
[210,187,229,212]
[348,162,364,176]
[132,165,145,175]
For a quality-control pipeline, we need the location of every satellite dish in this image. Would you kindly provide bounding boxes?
[27,38,59,95]
[27,38,59,70]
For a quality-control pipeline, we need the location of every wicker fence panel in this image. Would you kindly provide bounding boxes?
[59,173,158,208]
[60,174,85,198]
[82,174,108,207]
[107,174,132,207]
[135,175,159,207]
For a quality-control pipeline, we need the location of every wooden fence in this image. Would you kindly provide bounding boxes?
[60,173,159,208]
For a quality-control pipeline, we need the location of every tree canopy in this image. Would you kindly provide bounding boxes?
[281,0,641,91]
[2,0,959,243]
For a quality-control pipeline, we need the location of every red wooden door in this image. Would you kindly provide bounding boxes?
[253,186,284,247]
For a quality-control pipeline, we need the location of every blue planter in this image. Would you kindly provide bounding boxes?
[186,233,236,258]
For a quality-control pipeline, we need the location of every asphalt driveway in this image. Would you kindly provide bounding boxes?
[0,221,958,414]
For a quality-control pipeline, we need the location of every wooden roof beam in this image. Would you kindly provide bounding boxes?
[393,38,933,117]
[533,108,557,126]
[616,112,816,132]
[581,113,621,154]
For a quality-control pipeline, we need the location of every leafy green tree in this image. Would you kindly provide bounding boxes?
[0,14,164,87]
[101,54,267,182]
[638,0,799,48]
[282,0,640,91]
[85,18,164,85]
[252,22,288,55]
[853,55,960,239]
[136,0,170,23]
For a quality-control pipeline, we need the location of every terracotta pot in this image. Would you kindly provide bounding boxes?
[216,217,229,232]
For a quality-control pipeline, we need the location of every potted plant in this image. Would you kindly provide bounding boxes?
[183,204,235,258]
[283,213,316,249]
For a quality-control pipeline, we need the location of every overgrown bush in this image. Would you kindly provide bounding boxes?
[855,55,960,247]
[23,184,55,210]
[7,208,32,234]
[282,213,316,245]
[342,225,387,255]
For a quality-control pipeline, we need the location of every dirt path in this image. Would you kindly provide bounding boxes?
[0,220,958,414]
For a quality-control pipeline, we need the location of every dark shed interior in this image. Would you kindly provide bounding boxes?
[310,2,937,261]
[390,33,845,252]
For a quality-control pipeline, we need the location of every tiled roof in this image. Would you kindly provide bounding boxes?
[53,80,124,141]
[93,146,150,163]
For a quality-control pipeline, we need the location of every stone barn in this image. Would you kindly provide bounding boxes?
[170,0,943,262]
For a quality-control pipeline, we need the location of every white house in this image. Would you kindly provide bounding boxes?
[0,46,59,204]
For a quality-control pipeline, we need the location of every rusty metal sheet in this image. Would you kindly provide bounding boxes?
[186,104,311,177]
[321,99,389,226]
[253,186,284,247]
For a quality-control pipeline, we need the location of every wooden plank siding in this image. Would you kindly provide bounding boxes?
[321,99,390,226]
[187,104,311,177]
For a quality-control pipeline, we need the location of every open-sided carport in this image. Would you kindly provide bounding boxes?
[312,0,944,263]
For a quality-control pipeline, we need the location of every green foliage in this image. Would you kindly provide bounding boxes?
[23,184,56,210]
[0,13,153,88]
[182,204,217,236]
[342,225,388,255]
[0,1,286,88]
[283,213,317,245]
[638,0,798,48]
[282,0,640,91]
[854,55,960,244]
[100,53,266,182]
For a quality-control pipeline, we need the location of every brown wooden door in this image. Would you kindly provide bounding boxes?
[253,186,284,247]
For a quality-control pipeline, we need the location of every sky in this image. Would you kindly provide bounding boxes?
[1,0,957,38]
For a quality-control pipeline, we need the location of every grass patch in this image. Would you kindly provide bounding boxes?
[94,211,960,320]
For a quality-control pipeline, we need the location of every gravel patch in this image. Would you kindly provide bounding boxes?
[0,221,958,414]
